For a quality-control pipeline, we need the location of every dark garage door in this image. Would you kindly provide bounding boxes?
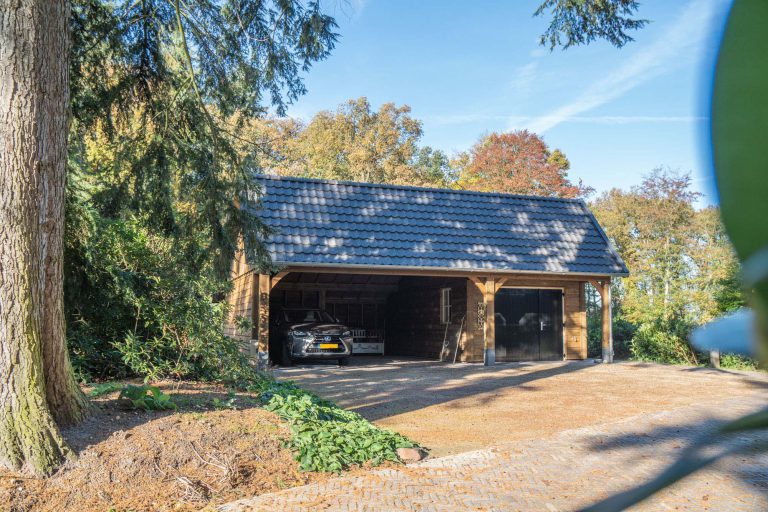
[495,288,563,361]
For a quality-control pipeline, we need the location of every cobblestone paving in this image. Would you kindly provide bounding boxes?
[221,394,768,511]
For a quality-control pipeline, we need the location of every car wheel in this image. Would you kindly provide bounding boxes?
[281,340,293,367]
[338,358,349,366]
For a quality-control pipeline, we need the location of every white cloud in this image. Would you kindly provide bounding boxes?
[426,114,707,127]
[521,0,728,133]
[509,61,540,96]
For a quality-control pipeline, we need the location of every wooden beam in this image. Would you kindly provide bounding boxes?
[278,264,613,282]
[484,277,496,366]
[601,279,613,363]
[271,282,399,294]
[270,270,290,289]
[318,289,326,311]
[468,276,486,294]
[494,276,509,293]
[257,274,271,369]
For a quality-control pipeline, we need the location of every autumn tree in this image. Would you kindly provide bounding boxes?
[455,130,591,198]
[1,0,337,476]
[590,169,742,363]
[271,97,451,186]
[690,207,745,317]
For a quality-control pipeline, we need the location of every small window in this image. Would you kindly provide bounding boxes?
[439,288,451,324]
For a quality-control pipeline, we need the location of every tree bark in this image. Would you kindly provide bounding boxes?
[0,0,86,476]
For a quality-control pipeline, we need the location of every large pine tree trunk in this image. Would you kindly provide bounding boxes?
[0,0,86,476]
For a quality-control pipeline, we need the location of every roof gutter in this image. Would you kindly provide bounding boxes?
[272,261,629,279]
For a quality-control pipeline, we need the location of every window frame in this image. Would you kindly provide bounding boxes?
[439,287,452,325]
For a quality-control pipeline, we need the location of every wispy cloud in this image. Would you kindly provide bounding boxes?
[427,114,707,127]
[509,61,540,97]
[521,0,727,133]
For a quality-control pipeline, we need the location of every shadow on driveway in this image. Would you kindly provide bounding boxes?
[276,357,593,421]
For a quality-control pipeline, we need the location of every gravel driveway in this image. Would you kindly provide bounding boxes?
[275,357,768,457]
[222,393,768,511]
[220,359,768,511]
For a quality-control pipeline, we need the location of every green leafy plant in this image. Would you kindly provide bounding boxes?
[212,390,238,411]
[89,381,125,397]
[118,384,177,411]
[258,380,419,473]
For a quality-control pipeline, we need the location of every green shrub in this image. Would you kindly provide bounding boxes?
[65,212,262,385]
[719,353,760,371]
[612,317,637,359]
[258,380,418,472]
[630,321,703,366]
[588,316,636,359]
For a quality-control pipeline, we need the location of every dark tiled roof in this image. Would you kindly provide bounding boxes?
[250,175,629,276]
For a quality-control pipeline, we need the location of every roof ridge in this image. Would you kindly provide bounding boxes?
[255,173,585,204]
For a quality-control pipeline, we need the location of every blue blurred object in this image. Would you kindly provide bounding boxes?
[691,309,755,356]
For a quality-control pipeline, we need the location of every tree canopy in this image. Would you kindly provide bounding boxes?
[535,0,648,49]
[589,169,743,363]
[454,130,590,198]
[246,97,453,187]
[70,0,338,276]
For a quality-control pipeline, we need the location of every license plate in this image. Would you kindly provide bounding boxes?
[319,343,339,349]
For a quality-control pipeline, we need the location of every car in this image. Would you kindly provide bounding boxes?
[272,308,353,366]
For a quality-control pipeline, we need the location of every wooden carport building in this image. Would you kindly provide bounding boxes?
[224,175,628,367]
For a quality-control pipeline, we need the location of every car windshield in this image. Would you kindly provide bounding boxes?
[283,309,336,324]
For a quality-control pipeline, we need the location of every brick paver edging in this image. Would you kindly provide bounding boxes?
[220,394,768,512]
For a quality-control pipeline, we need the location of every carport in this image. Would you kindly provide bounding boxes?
[224,175,628,367]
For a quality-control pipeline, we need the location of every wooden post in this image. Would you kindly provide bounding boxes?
[484,277,496,366]
[710,349,721,368]
[257,273,271,369]
[601,280,613,363]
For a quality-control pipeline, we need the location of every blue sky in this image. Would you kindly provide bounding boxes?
[285,0,732,205]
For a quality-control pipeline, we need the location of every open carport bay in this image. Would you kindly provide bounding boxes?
[276,357,768,457]
[269,271,470,362]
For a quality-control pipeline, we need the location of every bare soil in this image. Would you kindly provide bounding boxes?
[0,382,325,512]
[279,357,768,457]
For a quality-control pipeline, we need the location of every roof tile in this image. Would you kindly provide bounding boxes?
[250,175,629,275]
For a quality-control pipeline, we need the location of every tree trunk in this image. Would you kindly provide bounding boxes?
[0,0,86,476]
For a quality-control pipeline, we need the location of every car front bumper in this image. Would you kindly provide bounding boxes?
[290,337,353,359]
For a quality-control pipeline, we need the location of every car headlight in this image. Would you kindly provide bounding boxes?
[291,330,310,337]
[342,330,352,337]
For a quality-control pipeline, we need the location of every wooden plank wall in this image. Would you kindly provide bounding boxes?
[385,277,467,359]
[223,270,256,356]
[462,280,485,362]
[461,276,588,362]
[222,266,589,362]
